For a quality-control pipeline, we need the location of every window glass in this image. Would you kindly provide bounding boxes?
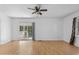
[19,26,23,31]
[25,26,27,31]
[24,32,27,38]
[28,26,32,37]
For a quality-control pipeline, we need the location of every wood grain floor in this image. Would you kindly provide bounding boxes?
[0,40,79,55]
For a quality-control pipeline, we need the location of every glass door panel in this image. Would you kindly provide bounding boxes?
[19,26,23,31]
[25,26,27,31]
[28,26,32,38]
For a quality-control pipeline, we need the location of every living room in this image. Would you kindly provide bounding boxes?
[0,4,79,55]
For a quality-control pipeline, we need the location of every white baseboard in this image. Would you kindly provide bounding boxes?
[35,39,63,41]
[0,39,11,45]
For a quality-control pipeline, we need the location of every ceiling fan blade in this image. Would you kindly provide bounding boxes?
[28,8,35,10]
[40,9,47,11]
[32,11,36,14]
[39,12,42,15]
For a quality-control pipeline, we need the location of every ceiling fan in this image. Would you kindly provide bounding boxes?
[28,5,47,15]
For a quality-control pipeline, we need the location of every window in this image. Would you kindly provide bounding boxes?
[77,21,79,35]
[76,18,79,35]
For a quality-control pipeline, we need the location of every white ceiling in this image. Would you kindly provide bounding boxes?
[0,4,79,18]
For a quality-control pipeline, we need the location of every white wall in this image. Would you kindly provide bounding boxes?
[0,12,12,44]
[11,17,63,40]
[63,11,79,47]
